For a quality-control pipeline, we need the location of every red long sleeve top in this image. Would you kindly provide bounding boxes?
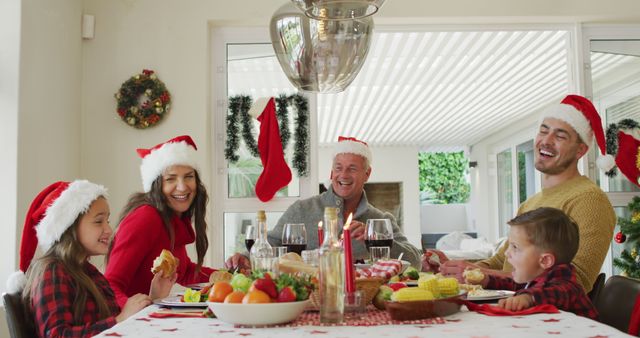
[105,205,214,307]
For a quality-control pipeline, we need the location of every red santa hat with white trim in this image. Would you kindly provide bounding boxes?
[6,180,107,293]
[137,135,199,192]
[539,94,615,171]
[333,136,373,166]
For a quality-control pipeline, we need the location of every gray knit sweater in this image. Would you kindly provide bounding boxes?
[267,186,422,268]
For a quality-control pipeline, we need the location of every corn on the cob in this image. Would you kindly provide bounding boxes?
[390,287,434,302]
[437,277,460,297]
[417,275,440,298]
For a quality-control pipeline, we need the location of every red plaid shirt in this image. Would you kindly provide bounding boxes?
[487,263,598,319]
[30,261,120,337]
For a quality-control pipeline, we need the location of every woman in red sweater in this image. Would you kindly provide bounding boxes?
[105,135,216,306]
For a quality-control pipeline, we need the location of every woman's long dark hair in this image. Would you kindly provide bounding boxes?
[23,206,112,324]
[107,170,209,275]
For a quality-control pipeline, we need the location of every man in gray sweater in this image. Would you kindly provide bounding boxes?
[225,137,422,270]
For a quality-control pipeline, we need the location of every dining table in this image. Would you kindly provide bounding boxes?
[94,301,634,338]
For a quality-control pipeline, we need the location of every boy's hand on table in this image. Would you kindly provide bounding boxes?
[497,294,533,312]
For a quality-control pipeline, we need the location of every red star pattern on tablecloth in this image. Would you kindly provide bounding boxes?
[310,330,328,334]
[542,318,560,322]
[136,317,151,321]
[588,335,610,338]
[161,328,178,332]
[104,333,123,337]
[547,331,561,334]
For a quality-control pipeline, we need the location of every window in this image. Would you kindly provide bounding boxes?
[211,28,318,265]
[496,149,513,237]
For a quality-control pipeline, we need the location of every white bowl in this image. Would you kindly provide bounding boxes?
[207,300,309,326]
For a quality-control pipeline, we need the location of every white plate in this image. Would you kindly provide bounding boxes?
[155,296,208,308]
[183,282,210,291]
[208,300,309,326]
[465,290,515,301]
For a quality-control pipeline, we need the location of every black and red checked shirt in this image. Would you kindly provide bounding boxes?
[487,263,598,320]
[30,261,120,337]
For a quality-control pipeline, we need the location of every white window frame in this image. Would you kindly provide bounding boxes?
[210,27,319,266]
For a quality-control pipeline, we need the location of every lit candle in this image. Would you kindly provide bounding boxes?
[343,213,355,293]
[317,221,324,247]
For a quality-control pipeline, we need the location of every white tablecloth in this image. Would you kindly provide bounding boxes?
[94,304,633,338]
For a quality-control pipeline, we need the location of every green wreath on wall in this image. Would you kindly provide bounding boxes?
[114,69,171,129]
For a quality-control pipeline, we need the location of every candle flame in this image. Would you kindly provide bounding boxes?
[318,221,322,229]
[343,213,353,230]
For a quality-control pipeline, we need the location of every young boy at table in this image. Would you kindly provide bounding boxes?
[5,180,174,337]
[466,207,598,319]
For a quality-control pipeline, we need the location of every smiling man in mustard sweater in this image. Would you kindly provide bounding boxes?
[438,95,616,293]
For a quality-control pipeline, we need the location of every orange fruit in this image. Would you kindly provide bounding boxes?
[224,291,245,303]
[242,290,271,304]
[208,281,233,303]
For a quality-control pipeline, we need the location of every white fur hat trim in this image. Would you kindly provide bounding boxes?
[140,141,198,192]
[540,103,594,145]
[36,180,107,251]
[333,139,372,165]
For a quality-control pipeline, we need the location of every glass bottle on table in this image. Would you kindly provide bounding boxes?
[319,207,345,323]
[250,210,274,272]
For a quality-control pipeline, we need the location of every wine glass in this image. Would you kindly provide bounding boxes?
[364,219,393,253]
[282,223,307,255]
[244,225,256,252]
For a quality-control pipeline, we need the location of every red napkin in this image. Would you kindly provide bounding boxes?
[628,294,640,336]
[464,300,559,316]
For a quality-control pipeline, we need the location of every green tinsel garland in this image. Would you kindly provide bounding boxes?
[225,94,309,177]
[605,119,640,177]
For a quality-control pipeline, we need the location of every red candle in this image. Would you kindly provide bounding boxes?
[343,213,356,293]
[317,221,324,247]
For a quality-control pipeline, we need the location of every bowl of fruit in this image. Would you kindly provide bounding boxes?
[207,271,315,326]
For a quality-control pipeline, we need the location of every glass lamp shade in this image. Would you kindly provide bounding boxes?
[290,0,385,20]
[270,3,374,93]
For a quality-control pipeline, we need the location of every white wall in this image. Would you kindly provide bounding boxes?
[318,146,422,249]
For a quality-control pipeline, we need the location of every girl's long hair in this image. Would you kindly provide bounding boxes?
[23,210,112,323]
[107,170,209,275]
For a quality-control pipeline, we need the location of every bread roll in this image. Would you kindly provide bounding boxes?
[463,268,484,284]
[278,252,318,275]
[151,249,179,278]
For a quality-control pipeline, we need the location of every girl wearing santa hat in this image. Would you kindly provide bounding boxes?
[105,135,217,307]
[6,180,173,337]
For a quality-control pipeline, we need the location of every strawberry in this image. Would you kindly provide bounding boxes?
[253,277,278,299]
[277,286,297,302]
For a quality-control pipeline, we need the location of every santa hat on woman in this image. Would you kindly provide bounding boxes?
[540,94,615,171]
[137,135,199,192]
[6,180,107,293]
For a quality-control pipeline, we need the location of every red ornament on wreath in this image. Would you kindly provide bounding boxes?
[615,231,627,244]
[114,69,171,129]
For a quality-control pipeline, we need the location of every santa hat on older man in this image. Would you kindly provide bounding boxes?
[540,94,615,171]
[6,180,107,293]
[333,136,373,165]
[137,135,199,192]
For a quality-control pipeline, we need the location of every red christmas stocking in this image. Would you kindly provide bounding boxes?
[255,97,292,202]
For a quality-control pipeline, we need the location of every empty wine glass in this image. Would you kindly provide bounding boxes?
[244,225,256,252]
[282,223,308,255]
[364,219,393,253]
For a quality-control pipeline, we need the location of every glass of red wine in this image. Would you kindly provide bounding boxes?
[364,219,393,253]
[282,223,307,255]
[244,225,256,252]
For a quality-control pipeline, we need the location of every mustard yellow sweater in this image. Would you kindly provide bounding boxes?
[479,176,616,292]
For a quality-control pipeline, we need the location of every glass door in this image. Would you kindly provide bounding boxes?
[583,25,640,277]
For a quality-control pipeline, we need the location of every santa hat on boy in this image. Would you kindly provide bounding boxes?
[137,135,199,192]
[249,97,292,202]
[6,180,107,293]
[333,136,372,166]
[540,94,615,171]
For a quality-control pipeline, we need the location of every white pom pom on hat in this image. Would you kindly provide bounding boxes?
[6,180,107,293]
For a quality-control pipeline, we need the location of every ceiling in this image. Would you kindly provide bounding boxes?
[227,29,637,148]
